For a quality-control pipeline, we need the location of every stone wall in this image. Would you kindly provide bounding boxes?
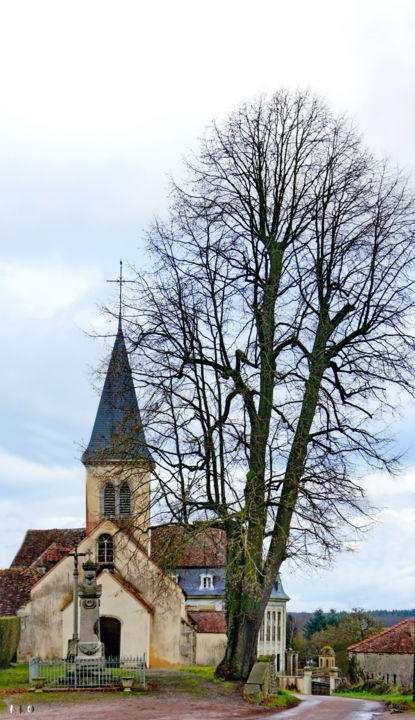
[353,652,412,687]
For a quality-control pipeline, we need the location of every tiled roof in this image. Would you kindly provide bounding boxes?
[151,526,226,568]
[10,529,86,568]
[32,543,73,568]
[82,321,152,463]
[188,610,227,634]
[0,567,41,616]
[348,618,415,654]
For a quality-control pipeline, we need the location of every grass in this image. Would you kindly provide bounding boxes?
[180,665,238,691]
[0,663,29,691]
[262,689,300,708]
[335,690,415,713]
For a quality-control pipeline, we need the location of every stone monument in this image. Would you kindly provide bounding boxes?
[76,558,104,660]
[61,556,115,687]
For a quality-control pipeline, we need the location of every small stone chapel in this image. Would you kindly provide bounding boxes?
[0,317,289,668]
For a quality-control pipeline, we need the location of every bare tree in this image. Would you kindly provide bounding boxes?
[122,90,415,679]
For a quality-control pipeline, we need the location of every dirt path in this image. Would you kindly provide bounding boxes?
[4,694,393,720]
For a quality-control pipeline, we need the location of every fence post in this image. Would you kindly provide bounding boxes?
[29,658,40,684]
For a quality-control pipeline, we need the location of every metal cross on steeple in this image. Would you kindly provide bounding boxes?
[106,259,134,319]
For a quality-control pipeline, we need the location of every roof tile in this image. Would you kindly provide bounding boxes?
[10,529,86,568]
[348,618,414,654]
[188,610,227,634]
[0,567,41,616]
[151,526,226,567]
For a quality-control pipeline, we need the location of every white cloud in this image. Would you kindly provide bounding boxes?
[362,470,415,498]
[0,260,101,321]
[0,453,84,568]
[0,449,83,486]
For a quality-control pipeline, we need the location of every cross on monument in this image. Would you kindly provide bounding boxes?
[68,548,87,645]
[107,259,134,318]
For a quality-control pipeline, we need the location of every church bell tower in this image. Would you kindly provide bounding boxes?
[82,317,153,540]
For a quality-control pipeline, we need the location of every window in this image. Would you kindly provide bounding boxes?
[97,533,114,564]
[199,574,213,589]
[103,483,115,516]
[119,483,131,516]
[259,608,280,647]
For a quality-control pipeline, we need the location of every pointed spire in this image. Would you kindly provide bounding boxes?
[82,322,152,464]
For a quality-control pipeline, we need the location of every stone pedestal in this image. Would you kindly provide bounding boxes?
[303,665,313,695]
[329,666,339,695]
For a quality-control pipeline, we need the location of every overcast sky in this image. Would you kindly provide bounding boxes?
[0,0,414,613]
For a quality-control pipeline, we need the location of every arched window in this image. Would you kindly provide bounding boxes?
[103,483,115,516]
[97,533,114,564]
[119,483,131,516]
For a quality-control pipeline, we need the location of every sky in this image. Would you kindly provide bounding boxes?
[0,0,414,613]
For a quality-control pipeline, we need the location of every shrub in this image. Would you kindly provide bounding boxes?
[353,678,391,695]
[0,617,21,668]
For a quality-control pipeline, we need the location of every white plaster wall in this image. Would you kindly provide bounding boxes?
[18,520,185,666]
[99,571,150,658]
[18,555,73,659]
[195,633,227,666]
[61,572,151,659]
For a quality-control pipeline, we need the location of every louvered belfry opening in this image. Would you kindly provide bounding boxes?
[104,483,116,516]
[119,483,131,516]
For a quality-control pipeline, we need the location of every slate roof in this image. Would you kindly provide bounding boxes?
[0,567,41,616]
[10,528,86,568]
[177,567,226,596]
[188,610,227,634]
[151,526,226,567]
[348,618,415,654]
[151,526,289,600]
[82,320,152,463]
[271,575,290,601]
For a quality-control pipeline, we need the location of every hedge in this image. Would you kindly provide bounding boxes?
[0,617,21,668]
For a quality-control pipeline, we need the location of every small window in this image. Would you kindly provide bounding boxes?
[103,483,115,516]
[119,483,131,516]
[200,574,213,589]
[97,533,114,564]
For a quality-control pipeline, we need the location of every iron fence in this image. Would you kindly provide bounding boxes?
[29,655,146,689]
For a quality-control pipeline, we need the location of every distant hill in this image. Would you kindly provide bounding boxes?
[289,609,415,633]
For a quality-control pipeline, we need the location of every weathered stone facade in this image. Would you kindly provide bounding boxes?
[348,618,414,688]
[352,651,412,687]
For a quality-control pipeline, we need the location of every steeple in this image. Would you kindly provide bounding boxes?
[82,320,152,464]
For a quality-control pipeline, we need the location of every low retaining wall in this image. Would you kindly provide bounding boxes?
[243,660,279,703]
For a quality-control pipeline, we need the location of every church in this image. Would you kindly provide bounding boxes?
[0,317,289,668]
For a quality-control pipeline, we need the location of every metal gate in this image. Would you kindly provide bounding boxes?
[312,679,330,695]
